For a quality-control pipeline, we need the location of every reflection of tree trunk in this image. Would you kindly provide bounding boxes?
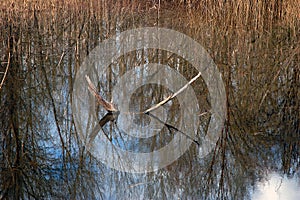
[37,16,67,164]
[1,24,22,200]
[281,67,299,174]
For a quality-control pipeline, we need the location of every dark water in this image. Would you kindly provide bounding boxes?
[0,2,299,199]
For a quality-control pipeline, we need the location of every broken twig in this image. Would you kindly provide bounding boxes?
[0,52,10,91]
[143,72,201,114]
[85,75,118,112]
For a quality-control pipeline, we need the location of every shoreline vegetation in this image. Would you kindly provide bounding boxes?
[1,0,299,26]
[1,0,298,133]
[1,0,299,89]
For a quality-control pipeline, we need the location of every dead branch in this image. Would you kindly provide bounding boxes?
[86,72,201,146]
[143,72,201,114]
[85,75,118,112]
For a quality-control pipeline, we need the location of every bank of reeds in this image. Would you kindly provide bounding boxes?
[1,0,298,131]
[0,0,299,30]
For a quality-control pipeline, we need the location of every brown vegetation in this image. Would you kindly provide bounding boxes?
[0,0,299,199]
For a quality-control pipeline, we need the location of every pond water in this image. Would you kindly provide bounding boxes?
[0,1,299,199]
[252,172,300,200]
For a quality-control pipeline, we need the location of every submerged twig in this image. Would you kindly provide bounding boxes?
[88,112,117,144]
[89,111,200,146]
[147,112,200,146]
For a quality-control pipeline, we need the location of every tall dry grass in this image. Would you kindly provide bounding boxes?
[0,0,299,129]
[1,0,298,118]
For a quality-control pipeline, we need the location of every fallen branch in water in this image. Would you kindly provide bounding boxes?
[86,72,201,114]
[143,72,201,114]
[85,75,118,112]
[86,72,201,145]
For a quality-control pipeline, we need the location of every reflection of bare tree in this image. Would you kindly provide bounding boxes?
[0,0,299,199]
[0,3,106,199]
[0,22,56,199]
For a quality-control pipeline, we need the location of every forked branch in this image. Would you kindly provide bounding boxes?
[86,72,201,145]
[86,72,201,114]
